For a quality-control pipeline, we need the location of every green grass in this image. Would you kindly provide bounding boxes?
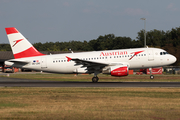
[0,88,180,120]
[0,102,27,108]
[0,73,180,119]
[1,73,180,82]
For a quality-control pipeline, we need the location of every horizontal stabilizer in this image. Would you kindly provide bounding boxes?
[7,59,30,64]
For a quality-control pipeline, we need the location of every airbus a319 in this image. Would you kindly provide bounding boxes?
[5,27,177,82]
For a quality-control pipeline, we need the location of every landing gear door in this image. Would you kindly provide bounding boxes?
[148,50,154,61]
[41,58,47,68]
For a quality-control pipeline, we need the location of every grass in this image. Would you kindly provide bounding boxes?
[0,73,180,119]
[1,73,180,82]
[0,88,180,120]
[0,102,26,108]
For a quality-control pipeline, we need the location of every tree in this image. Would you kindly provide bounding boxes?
[0,44,11,51]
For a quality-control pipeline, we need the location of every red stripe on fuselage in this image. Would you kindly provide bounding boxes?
[129,50,144,60]
[5,27,19,35]
[14,47,45,59]
[66,56,72,62]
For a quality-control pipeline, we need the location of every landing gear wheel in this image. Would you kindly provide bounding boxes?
[150,75,154,79]
[92,77,99,83]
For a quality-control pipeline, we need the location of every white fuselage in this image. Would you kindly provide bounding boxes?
[5,47,176,74]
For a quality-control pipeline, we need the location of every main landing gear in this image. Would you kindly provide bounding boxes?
[92,73,99,82]
[92,77,99,82]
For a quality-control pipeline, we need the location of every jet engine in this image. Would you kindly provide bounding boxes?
[102,65,128,77]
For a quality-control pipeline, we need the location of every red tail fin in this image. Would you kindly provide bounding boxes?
[5,27,44,59]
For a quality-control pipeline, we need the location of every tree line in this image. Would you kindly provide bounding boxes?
[0,27,180,65]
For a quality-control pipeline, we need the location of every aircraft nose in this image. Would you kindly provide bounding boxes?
[171,55,177,64]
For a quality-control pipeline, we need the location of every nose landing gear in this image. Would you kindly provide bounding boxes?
[150,75,154,79]
[149,68,154,79]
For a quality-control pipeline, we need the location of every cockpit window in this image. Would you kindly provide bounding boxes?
[160,52,169,55]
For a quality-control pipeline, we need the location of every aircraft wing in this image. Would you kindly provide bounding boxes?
[66,56,109,73]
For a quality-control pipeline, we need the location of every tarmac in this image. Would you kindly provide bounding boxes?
[0,76,180,87]
[0,72,180,87]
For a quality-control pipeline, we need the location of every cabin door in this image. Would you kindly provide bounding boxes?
[41,58,47,68]
[148,50,154,61]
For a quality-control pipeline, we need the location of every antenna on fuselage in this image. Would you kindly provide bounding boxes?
[69,48,73,53]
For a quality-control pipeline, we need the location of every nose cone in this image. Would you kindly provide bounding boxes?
[171,55,177,64]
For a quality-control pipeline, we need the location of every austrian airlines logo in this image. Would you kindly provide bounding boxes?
[129,50,144,60]
[100,51,127,56]
[12,39,23,47]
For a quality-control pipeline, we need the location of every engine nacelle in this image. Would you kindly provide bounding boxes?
[73,67,88,73]
[102,65,128,77]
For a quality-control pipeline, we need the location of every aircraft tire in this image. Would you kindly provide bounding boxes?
[150,75,154,79]
[92,77,99,83]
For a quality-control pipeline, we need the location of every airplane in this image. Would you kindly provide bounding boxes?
[4,27,177,82]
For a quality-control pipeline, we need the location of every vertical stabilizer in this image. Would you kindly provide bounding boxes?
[5,27,44,59]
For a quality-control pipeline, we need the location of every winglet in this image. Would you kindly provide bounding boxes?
[66,56,72,62]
